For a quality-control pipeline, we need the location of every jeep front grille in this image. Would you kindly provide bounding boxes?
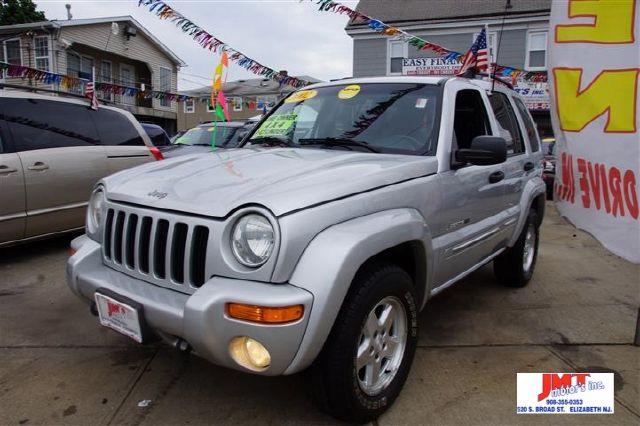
[103,206,210,290]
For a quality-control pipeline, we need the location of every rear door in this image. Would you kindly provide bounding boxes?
[487,91,529,212]
[92,108,153,173]
[5,97,108,238]
[0,108,26,244]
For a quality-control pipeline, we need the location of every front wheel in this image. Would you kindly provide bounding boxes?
[311,264,418,423]
[494,209,540,287]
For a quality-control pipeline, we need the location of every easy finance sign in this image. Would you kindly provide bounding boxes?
[548,0,640,263]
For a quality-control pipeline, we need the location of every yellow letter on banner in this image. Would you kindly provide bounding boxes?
[553,68,639,133]
[556,0,636,44]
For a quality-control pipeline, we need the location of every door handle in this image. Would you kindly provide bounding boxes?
[524,161,535,171]
[27,162,49,171]
[0,165,18,175]
[489,171,505,184]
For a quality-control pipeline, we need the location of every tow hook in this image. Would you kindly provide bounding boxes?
[175,338,192,353]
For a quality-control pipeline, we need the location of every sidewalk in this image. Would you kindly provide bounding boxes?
[0,202,638,425]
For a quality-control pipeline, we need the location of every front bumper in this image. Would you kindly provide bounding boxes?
[67,235,313,375]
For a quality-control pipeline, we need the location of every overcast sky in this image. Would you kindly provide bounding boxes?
[36,0,357,90]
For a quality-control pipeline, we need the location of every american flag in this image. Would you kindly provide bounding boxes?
[456,28,489,76]
[85,71,99,110]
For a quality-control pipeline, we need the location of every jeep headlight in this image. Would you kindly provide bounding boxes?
[87,186,106,237]
[231,214,274,267]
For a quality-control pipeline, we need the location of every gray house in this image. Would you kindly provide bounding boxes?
[177,73,320,131]
[346,0,552,136]
[0,16,185,133]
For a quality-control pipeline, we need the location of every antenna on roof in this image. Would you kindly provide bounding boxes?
[492,0,513,91]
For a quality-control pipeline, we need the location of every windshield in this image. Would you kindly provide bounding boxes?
[175,125,239,147]
[246,83,442,155]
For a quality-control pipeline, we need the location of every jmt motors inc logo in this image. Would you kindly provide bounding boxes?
[517,373,614,414]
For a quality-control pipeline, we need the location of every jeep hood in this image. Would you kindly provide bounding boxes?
[104,148,438,217]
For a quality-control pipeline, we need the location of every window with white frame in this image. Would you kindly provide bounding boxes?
[159,67,172,107]
[4,39,22,66]
[232,96,243,112]
[388,39,406,74]
[100,60,113,101]
[34,36,50,71]
[184,98,195,113]
[526,31,547,71]
[256,95,277,111]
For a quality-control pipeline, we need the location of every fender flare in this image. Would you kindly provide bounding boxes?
[283,208,431,374]
[508,178,546,246]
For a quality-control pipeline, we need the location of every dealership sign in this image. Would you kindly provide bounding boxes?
[403,58,550,110]
[402,58,460,75]
[548,0,639,263]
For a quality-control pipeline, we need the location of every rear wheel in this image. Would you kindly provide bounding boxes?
[494,210,539,287]
[311,264,418,423]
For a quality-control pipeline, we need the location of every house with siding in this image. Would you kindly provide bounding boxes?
[0,16,184,134]
[345,0,553,136]
[177,73,320,131]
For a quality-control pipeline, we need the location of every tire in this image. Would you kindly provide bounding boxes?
[494,209,539,287]
[310,263,418,423]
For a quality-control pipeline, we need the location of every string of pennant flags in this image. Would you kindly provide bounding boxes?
[0,61,195,102]
[306,0,547,82]
[0,62,280,110]
[138,0,311,89]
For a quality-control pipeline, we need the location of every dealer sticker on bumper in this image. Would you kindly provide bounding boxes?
[517,373,614,414]
[94,292,143,343]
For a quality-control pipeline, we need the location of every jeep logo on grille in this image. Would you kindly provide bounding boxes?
[147,190,168,199]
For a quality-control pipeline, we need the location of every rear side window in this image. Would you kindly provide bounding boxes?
[145,127,170,147]
[1,98,100,151]
[93,109,145,146]
[488,92,525,155]
[513,97,541,152]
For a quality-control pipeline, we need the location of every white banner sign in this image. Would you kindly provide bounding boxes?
[513,81,550,111]
[548,0,640,263]
[402,57,460,75]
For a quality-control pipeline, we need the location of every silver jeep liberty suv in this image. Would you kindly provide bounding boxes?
[68,76,545,422]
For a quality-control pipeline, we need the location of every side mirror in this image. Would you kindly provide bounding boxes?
[455,136,507,166]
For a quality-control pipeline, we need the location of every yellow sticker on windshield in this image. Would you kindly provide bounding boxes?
[252,114,298,138]
[338,85,361,100]
[284,90,318,103]
[207,127,215,132]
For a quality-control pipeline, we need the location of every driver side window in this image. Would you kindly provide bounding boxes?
[451,89,490,166]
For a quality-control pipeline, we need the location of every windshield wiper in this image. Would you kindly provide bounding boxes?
[248,136,294,148]
[298,137,380,153]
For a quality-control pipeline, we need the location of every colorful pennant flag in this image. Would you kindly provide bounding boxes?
[138,0,311,89]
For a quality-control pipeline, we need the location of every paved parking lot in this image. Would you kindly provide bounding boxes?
[0,202,638,425]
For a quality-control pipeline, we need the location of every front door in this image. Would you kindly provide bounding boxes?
[0,117,26,244]
[431,87,508,288]
[120,64,135,106]
[3,98,108,238]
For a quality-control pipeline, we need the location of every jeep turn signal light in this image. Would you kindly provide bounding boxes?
[226,303,304,324]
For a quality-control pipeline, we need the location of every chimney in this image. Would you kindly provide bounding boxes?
[65,4,72,20]
[279,70,288,77]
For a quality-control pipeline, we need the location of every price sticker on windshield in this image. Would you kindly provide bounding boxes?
[252,114,298,138]
[285,90,317,103]
[338,85,361,100]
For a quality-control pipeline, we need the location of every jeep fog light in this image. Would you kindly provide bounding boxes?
[229,336,271,370]
[231,214,275,267]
